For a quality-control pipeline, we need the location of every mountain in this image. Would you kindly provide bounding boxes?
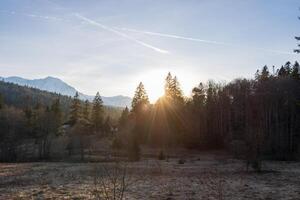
[0,76,131,108]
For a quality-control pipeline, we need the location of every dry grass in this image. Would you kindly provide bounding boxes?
[1,151,300,199]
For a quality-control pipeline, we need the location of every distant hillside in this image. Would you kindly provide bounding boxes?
[0,81,123,121]
[0,76,131,108]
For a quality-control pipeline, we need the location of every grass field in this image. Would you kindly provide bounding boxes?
[1,151,300,200]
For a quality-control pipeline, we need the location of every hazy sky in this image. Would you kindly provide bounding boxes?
[0,0,299,101]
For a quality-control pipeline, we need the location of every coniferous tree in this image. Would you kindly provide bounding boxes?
[192,83,206,107]
[0,93,3,110]
[260,66,270,81]
[189,82,206,146]
[50,98,62,136]
[127,136,140,161]
[131,82,150,143]
[172,76,184,103]
[291,61,300,79]
[103,116,112,136]
[118,106,129,129]
[91,92,104,133]
[69,92,81,126]
[164,72,173,98]
[295,36,300,53]
[82,100,91,124]
[162,73,185,145]
[284,61,292,75]
[278,66,288,77]
[131,82,149,113]
[164,73,184,103]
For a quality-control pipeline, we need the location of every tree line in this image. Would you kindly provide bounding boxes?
[0,82,121,161]
[118,61,300,161]
[0,61,299,162]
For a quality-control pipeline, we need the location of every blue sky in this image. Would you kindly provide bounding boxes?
[0,0,299,101]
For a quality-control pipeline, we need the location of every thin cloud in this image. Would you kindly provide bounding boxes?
[117,27,229,46]
[75,14,169,54]
[0,10,65,21]
[117,27,296,55]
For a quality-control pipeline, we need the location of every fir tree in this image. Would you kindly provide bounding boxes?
[103,116,112,135]
[192,83,205,105]
[131,82,149,113]
[69,92,81,125]
[291,61,300,80]
[278,66,287,77]
[172,76,184,103]
[91,92,104,133]
[51,99,61,118]
[50,98,62,135]
[118,106,129,129]
[284,62,292,75]
[261,65,270,80]
[164,72,173,98]
[0,93,3,110]
[164,73,184,103]
[82,100,90,123]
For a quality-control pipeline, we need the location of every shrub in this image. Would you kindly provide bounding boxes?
[111,136,123,149]
[178,158,185,164]
[127,138,140,161]
[158,150,166,160]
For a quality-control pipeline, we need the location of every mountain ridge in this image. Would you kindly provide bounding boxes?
[0,76,131,108]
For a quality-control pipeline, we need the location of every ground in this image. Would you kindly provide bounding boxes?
[1,151,300,200]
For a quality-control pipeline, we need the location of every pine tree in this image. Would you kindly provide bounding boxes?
[131,82,149,113]
[284,62,292,75]
[82,100,90,123]
[0,93,3,110]
[295,36,300,53]
[162,73,185,145]
[260,65,270,81]
[50,98,62,135]
[119,106,129,129]
[69,92,81,125]
[91,92,104,133]
[172,76,184,103]
[103,116,111,135]
[192,83,206,107]
[164,72,173,98]
[278,66,287,77]
[131,82,150,144]
[51,99,61,118]
[128,136,140,161]
[164,73,184,103]
[291,61,300,80]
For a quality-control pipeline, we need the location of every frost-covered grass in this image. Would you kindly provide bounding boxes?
[1,152,300,199]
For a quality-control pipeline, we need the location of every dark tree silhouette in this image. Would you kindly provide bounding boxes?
[92,92,104,134]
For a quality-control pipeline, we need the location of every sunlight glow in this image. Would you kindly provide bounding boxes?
[137,69,201,103]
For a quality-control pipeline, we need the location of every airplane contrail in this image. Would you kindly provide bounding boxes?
[116,27,229,46]
[75,14,169,54]
[116,27,296,55]
[2,7,294,55]
[0,10,64,21]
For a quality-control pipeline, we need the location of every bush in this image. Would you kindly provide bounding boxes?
[178,158,185,164]
[111,136,123,149]
[158,150,166,160]
[251,159,262,172]
[127,138,140,161]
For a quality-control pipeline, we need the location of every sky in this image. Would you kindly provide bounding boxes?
[0,0,299,102]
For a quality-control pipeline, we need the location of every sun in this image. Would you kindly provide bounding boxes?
[136,69,170,103]
[136,68,199,103]
[136,68,201,103]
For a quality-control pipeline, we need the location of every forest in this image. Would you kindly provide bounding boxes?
[1,61,299,166]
